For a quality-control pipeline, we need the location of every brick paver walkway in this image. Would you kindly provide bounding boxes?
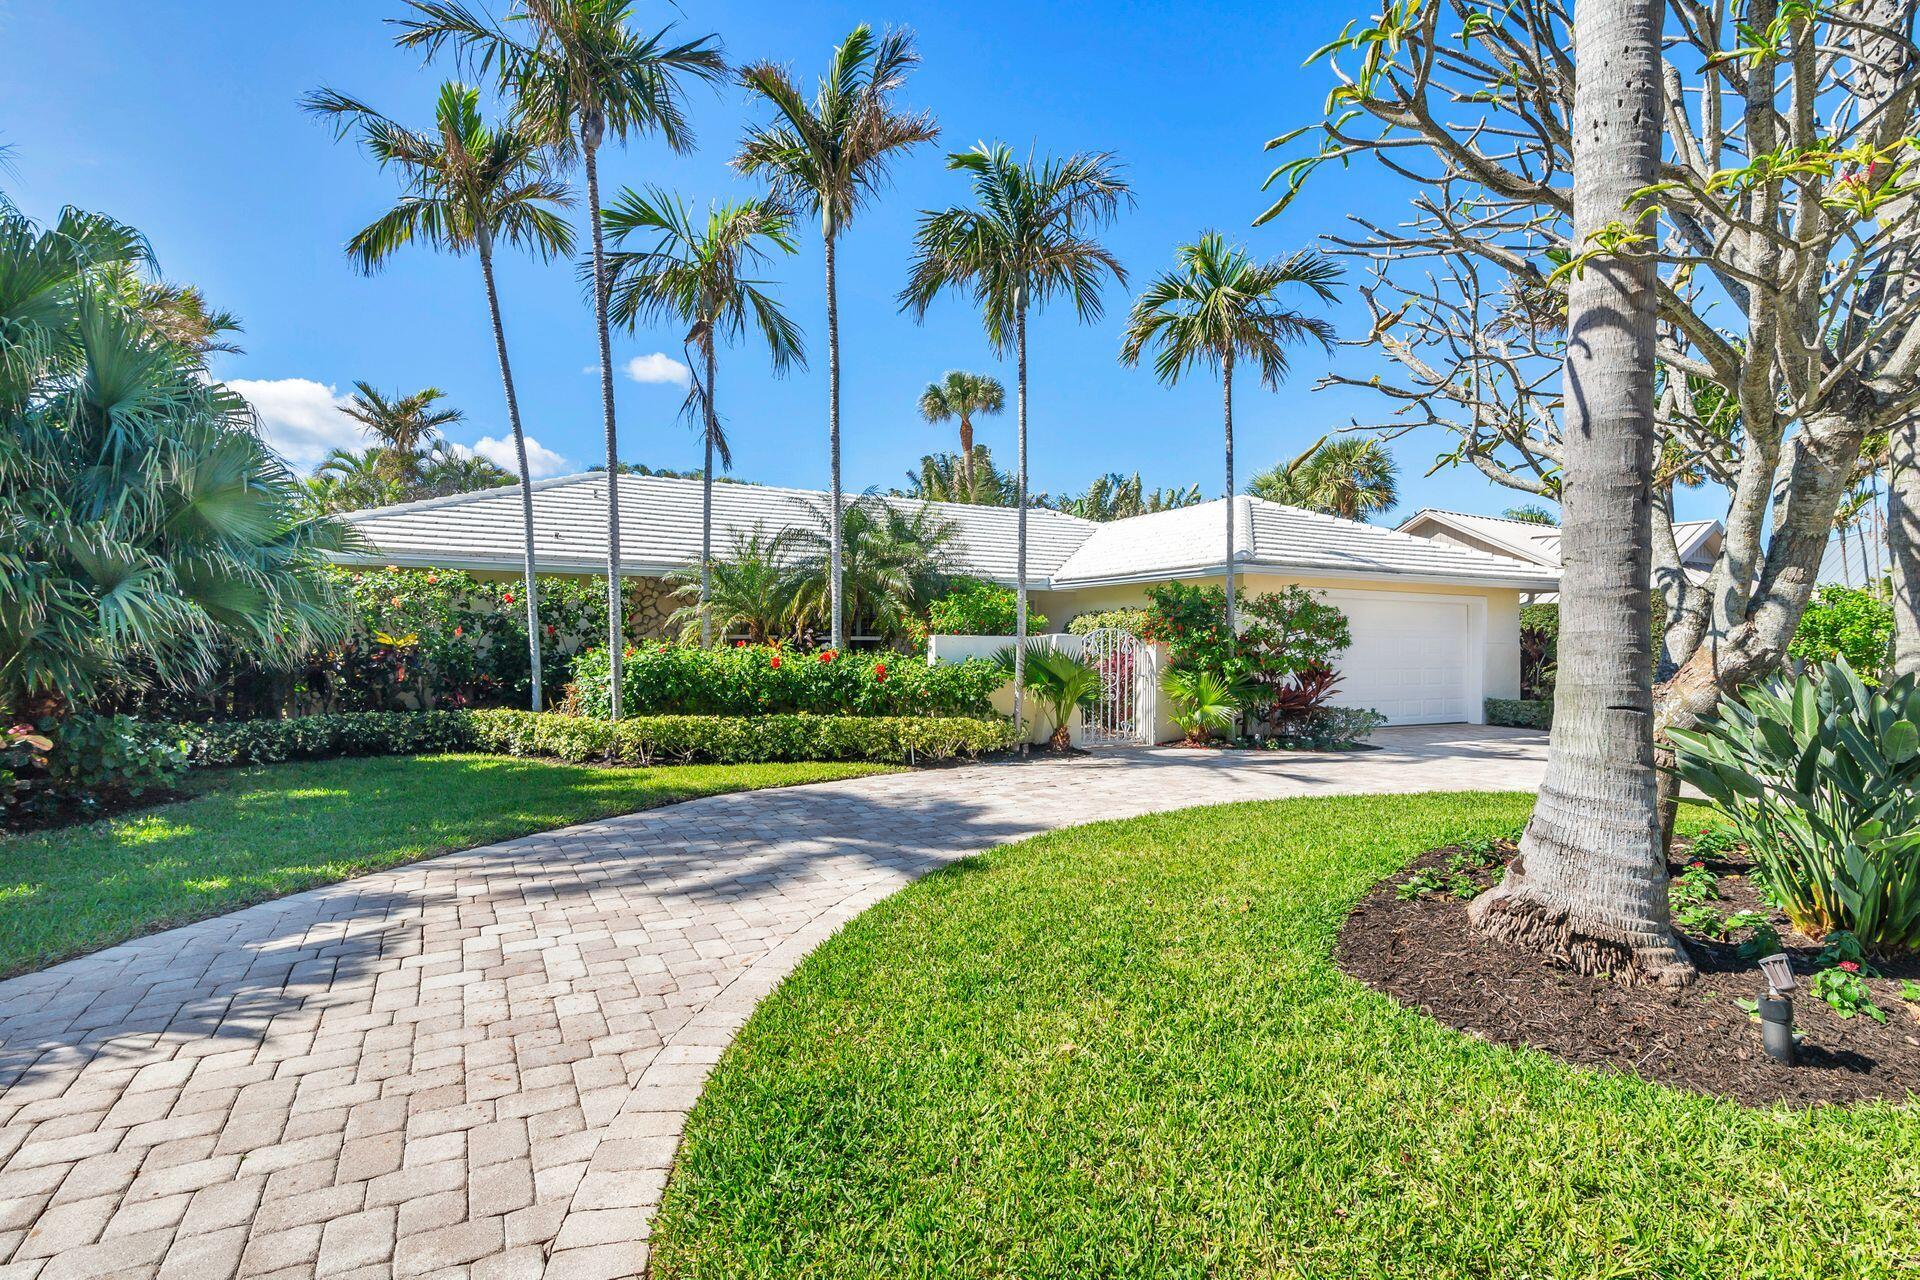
[0,728,1546,1280]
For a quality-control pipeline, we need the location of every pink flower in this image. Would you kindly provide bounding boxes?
[1839,960,1861,973]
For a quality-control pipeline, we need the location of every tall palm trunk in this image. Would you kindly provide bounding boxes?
[477,234,543,711]
[1469,0,1692,985]
[959,411,975,493]
[1892,422,1920,677]
[1013,298,1029,745]
[824,227,844,650]
[700,341,718,647]
[584,129,624,719]
[1222,349,1237,640]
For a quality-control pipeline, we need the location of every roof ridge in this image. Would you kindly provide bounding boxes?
[339,471,600,523]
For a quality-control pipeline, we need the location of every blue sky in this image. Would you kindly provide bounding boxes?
[1,0,1699,525]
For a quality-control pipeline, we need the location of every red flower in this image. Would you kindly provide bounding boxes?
[735,640,747,648]
[426,574,438,584]
[770,656,782,669]
[453,626,464,638]
[1839,960,1861,972]
[546,625,556,637]
[873,662,887,682]
[503,591,515,605]
[1688,860,1704,870]
[819,649,836,663]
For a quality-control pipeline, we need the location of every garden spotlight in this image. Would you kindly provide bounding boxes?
[1757,953,1796,1066]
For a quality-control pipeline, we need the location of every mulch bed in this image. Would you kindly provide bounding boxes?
[1339,837,1920,1107]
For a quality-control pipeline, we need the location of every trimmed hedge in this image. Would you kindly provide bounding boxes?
[1485,698,1551,729]
[567,644,1005,719]
[168,709,1014,769]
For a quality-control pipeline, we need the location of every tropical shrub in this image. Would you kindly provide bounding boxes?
[1143,582,1352,692]
[1790,586,1894,682]
[926,579,1044,636]
[1487,697,1552,729]
[1163,668,1252,744]
[1255,664,1343,737]
[1670,659,1920,953]
[1519,602,1558,700]
[177,711,477,767]
[993,644,1100,749]
[3,714,188,825]
[567,644,1004,719]
[1143,582,1242,677]
[466,709,1012,766]
[1065,608,1151,637]
[1268,706,1387,751]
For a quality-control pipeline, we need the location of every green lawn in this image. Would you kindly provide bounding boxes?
[653,793,1916,1280]
[0,754,889,977]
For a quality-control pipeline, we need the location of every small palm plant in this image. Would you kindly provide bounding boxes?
[1164,667,1251,745]
[663,527,800,643]
[993,644,1102,750]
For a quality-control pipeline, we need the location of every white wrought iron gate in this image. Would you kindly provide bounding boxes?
[1076,628,1154,745]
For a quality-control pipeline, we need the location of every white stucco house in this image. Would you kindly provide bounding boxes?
[331,473,1561,726]
[1395,508,1724,604]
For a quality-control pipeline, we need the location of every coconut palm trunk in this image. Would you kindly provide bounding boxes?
[1222,348,1236,639]
[700,341,718,647]
[1892,424,1920,677]
[477,234,544,710]
[1468,0,1692,984]
[1013,297,1029,742]
[583,128,625,719]
[824,228,845,650]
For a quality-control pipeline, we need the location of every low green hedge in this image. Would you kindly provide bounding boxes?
[567,644,1004,719]
[1485,698,1551,729]
[168,709,1014,769]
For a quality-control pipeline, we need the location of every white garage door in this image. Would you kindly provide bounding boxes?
[1329,596,1474,725]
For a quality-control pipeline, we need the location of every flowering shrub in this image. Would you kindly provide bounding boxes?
[564,644,1004,719]
[925,579,1045,637]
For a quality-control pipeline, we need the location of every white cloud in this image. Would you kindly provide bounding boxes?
[622,352,692,387]
[229,378,364,472]
[464,434,571,480]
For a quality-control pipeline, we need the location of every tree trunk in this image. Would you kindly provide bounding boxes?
[1222,350,1237,641]
[1892,418,1920,678]
[701,342,718,648]
[824,229,844,650]
[959,412,975,494]
[1013,299,1029,746]
[584,136,623,719]
[1469,0,1693,985]
[477,235,543,713]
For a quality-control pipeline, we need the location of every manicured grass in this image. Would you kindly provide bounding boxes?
[0,754,889,977]
[653,794,1915,1280]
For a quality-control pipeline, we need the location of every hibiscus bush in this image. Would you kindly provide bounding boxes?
[565,643,1006,719]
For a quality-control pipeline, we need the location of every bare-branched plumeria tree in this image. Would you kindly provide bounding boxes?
[1265,0,1920,833]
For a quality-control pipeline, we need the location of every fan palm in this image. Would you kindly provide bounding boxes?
[395,0,725,719]
[992,643,1102,750]
[903,446,1017,506]
[1122,232,1339,635]
[663,527,799,643]
[0,207,351,719]
[339,382,464,485]
[1163,667,1252,745]
[917,371,1004,492]
[602,187,804,645]
[787,495,958,643]
[901,142,1130,738]
[1251,435,1400,523]
[306,80,574,711]
[734,24,939,650]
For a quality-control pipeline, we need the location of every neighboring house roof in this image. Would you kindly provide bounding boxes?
[331,476,1560,592]
[1818,521,1891,588]
[333,472,1100,587]
[1397,508,1723,574]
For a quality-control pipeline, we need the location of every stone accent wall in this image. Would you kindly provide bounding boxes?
[626,576,680,640]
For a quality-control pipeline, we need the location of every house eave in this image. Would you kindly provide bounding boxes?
[1047,560,1559,594]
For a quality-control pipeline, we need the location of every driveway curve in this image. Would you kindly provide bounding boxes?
[0,727,1546,1280]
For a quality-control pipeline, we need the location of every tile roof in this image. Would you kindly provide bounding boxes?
[1398,507,1720,570]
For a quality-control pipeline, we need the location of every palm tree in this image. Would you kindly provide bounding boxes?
[917,371,1004,492]
[662,527,799,643]
[338,382,465,485]
[419,443,513,497]
[602,187,805,645]
[395,1,725,719]
[1121,232,1339,637]
[311,448,408,512]
[1467,0,1692,984]
[307,80,574,712]
[901,143,1130,739]
[0,207,349,720]
[787,496,959,642]
[1054,472,1202,521]
[902,446,1018,506]
[1250,436,1400,522]
[734,24,939,651]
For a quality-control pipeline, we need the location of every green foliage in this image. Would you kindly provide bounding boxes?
[1670,659,1920,952]
[1267,706,1388,750]
[1486,698,1552,729]
[4,714,189,825]
[567,644,1004,719]
[1810,966,1886,1023]
[1249,436,1399,522]
[1789,586,1895,682]
[927,580,1042,637]
[467,709,1013,767]
[992,644,1100,747]
[1143,581,1352,688]
[1143,582,1243,677]
[176,711,476,767]
[1065,609,1152,637]
[1163,667,1251,743]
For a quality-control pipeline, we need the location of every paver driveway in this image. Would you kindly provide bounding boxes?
[0,727,1546,1280]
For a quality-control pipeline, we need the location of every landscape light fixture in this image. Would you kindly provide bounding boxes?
[1756,953,1796,1067]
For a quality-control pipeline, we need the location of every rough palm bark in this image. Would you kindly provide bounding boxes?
[1012,299,1029,741]
[584,130,625,720]
[1893,424,1920,678]
[824,230,844,650]
[1470,0,1693,984]
[1222,348,1237,638]
[700,342,718,648]
[478,234,544,711]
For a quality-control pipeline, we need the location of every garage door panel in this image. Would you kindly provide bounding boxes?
[1328,597,1472,725]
